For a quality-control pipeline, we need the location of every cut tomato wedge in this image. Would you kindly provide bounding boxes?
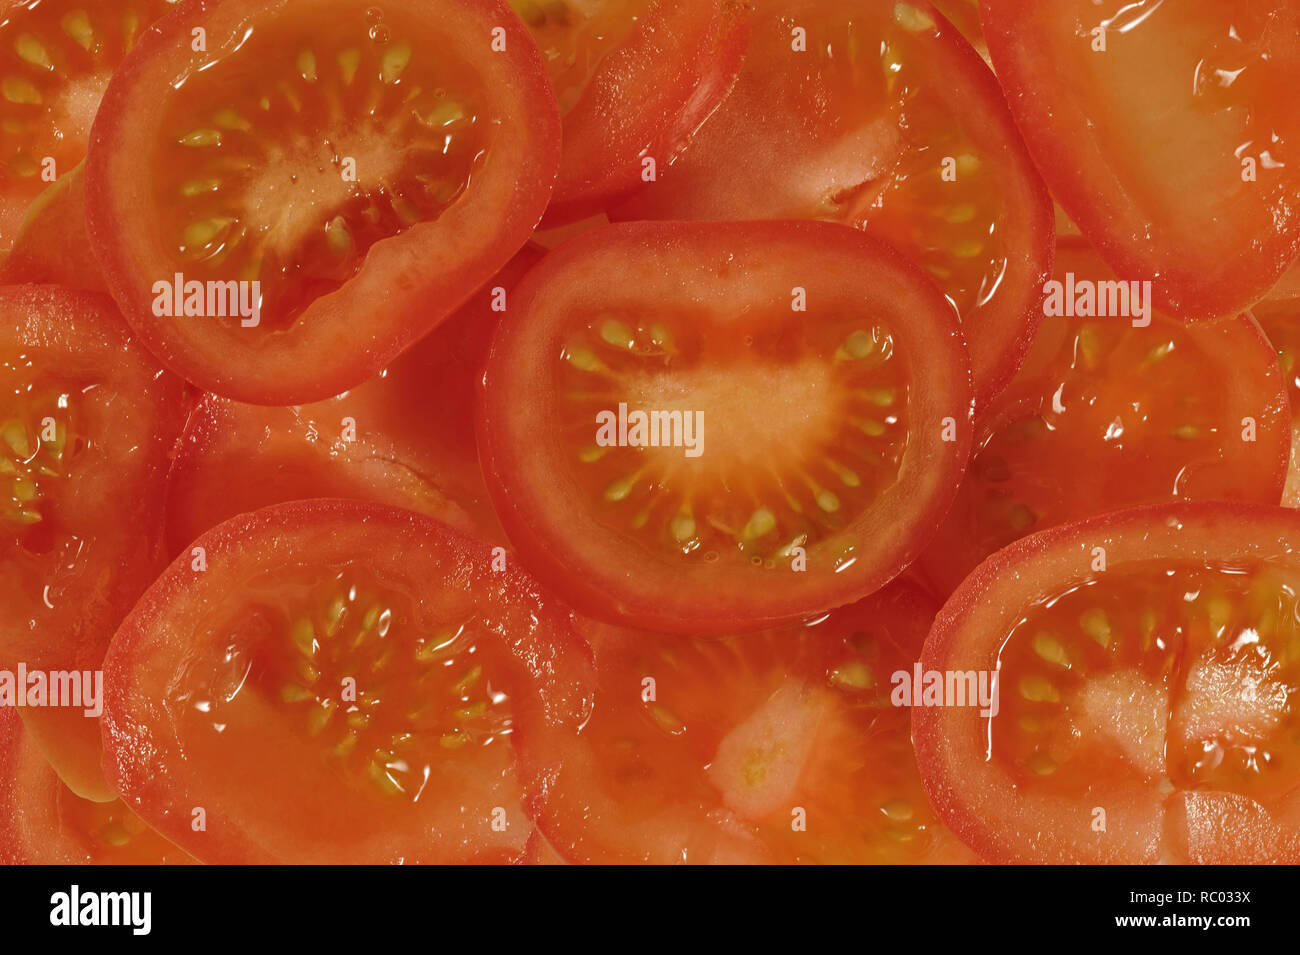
[478,220,973,634]
[0,0,182,248]
[0,285,185,801]
[523,582,978,864]
[916,502,1300,864]
[86,0,561,404]
[513,0,747,224]
[102,499,594,864]
[918,238,1291,596]
[612,0,1052,405]
[0,707,194,864]
[164,244,544,554]
[982,0,1300,320]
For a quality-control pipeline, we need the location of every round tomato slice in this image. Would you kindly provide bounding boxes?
[0,161,106,292]
[0,707,194,864]
[612,0,1053,406]
[1252,274,1300,506]
[164,244,544,554]
[917,502,1300,864]
[478,220,973,635]
[0,0,182,248]
[982,0,1300,321]
[0,285,185,802]
[102,499,594,864]
[86,0,560,405]
[522,582,978,864]
[917,238,1291,597]
[512,0,747,224]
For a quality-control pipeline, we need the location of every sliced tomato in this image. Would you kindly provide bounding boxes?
[0,160,104,292]
[982,0,1300,320]
[522,582,978,864]
[0,707,194,863]
[102,499,594,864]
[0,0,183,248]
[86,0,561,404]
[1252,273,1300,506]
[916,502,1300,864]
[512,0,747,224]
[164,244,544,554]
[930,0,985,55]
[0,285,185,801]
[612,0,1052,406]
[918,238,1291,596]
[478,220,972,635]
[522,828,568,865]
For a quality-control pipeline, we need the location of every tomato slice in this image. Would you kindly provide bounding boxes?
[86,0,560,404]
[0,0,182,248]
[102,499,594,864]
[612,0,1052,406]
[0,285,185,801]
[512,0,747,224]
[1252,275,1300,506]
[522,582,978,864]
[0,707,194,864]
[164,244,544,554]
[916,502,1300,864]
[982,0,1300,320]
[478,220,972,635]
[917,238,1291,596]
[0,160,104,291]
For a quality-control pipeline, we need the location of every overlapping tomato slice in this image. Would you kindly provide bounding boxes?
[102,500,594,864]
[0,707,193,863]
[511,0,747,223]
[86,0,561,404]
[478,220,972,634]
[523,582,978,864]
[0,0,182,247]
[613,0,1052,405]
[983,0,1300,320]
[164,244,544,554]
[1253,269,1300,506]
[918,238,1291,596]
[917,502,1300,864]
[0,285,185,801]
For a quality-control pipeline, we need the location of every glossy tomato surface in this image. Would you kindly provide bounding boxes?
[102,499,594,864]
[526,582,979,864]
[479,220,973,635]
[0,285,186,801]
[86,0,561,404]
[918,238,1291,596]
[917,502,1300,864]
[614,0,1052,405]
[983,0,1300,320]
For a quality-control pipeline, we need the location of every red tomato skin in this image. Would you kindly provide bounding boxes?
[84,0,562,405]
[543,0,750,225]
[477,219,974,636]
[981,0,1300,321]
[102,499,595,864]
[915,501,1300,864]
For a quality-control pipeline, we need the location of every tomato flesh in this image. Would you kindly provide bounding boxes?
[982,0,1300,320]
[1253,279,1300,506]
[917,503,1300,863]
[613,0,1052,405]
[0,0,181,247]
[102,500,594,864]
[526,582,978,863]
[87,0,561,404]
[918,238,1291,596]
[478,220,972,634]
[0,708,193,863]
[164,245,543,554]
[0,285,185,801]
